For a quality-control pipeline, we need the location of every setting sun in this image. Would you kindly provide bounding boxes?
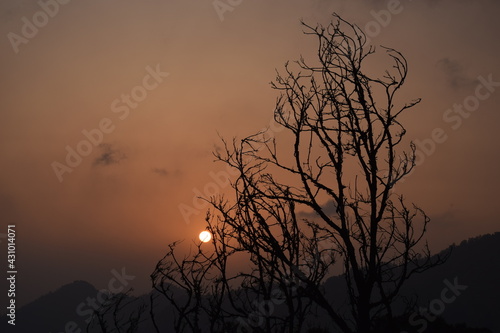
[199,231,212,243]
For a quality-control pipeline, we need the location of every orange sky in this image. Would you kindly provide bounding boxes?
[0,0,499,307]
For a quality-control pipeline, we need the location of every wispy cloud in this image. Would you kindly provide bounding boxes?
[93,143,126,167]
[152,167,169,176]
[436,57,477,90]
[151,167,182,178]
[298,200,338,220]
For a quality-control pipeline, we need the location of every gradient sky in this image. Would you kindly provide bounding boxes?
[0,0,499,307]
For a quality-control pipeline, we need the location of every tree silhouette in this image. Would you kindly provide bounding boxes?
[151,13,446,333]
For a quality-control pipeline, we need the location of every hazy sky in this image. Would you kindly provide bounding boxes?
[1,0,499,307]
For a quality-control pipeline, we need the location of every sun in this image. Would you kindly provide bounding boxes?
[199,230,212,243]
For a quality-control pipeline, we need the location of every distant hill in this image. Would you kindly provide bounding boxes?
[0,280,98,332]
[401,232,500,332]
[0,279,163,333]
[1,232,498,332]
[323,232,500,332]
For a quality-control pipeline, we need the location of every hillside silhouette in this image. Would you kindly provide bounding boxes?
[324,232,500,332]
[1,232,498,332]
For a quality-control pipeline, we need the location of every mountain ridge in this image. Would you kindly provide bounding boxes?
[1,232,498,332]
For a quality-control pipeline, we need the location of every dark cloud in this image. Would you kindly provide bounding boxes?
[436,57,477,90]
[152,167,182,177]
[93,143,126,167]
[298,200,338,220]
[152,167,169,176]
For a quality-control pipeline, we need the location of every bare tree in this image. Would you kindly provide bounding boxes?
[145,13,447,333]
[207,13,445,333]
[86,289,148,333]
[93,13,447,333]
